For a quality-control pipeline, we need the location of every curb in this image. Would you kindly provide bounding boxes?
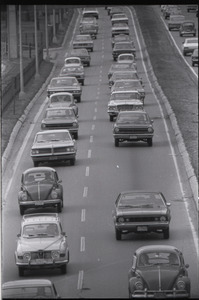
[2,9,78,175]
[132,7,198,209]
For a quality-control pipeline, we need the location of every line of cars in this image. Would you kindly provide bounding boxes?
[105,6,191,298]
[2,7,100,299]
[161,4,198,66]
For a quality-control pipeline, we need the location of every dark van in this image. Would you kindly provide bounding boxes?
[179,20,196,36]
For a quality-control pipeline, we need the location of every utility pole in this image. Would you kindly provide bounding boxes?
[52,8,58,44]
[45,5,50,61]
[34,5,40,79]
[19,5,25,99]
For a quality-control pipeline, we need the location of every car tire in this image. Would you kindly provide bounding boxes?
[82,80,84,86]
[91,48,93,52]
[115,229,122,240]
[60,264,67,274]
[183,51,186,56]
[113,57,116,61]
[57,203,62,213]
[20,206,24,216]
[115,139,119,147]
[88,62,90,67]
[70,158,76,166]
[77,97,81,103]
[163,228,170,239]
[18,267,24,276]
[74,132,78,140]
[147,138,153,147]
[110,115,114,122]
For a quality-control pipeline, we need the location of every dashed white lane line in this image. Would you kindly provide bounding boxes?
[90,136,93,143]
[80,237,85,252]
[77,270,84,290]
[95,101,98,105]
[95,108,97,113]
[85,166,89,176]
[93,116,96,120]
[92,124,95,130]
[81,209,86,222]
[88,149,92,158]
[83,187,88,198]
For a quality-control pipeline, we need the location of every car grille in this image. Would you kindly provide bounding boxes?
[45,123,74,129]
[118,105,137,111]
[118,216,161,222]
[37,148,51,154]
[31,251,52,259]
[54,147,68,153]
[74,43,91,47]
[117,127,148,134]
[36,147,68,154]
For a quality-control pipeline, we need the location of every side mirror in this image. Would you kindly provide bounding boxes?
[74,99,77,103]
[17,233,21,238]
[185,264,189,268]
[151,119,154,123]
[57,179,62,183]
[167,202,171,207]
[62,232,67,237]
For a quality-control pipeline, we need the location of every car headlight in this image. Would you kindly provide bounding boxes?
[118,217,125,223]
[176,280,186,290]
[114,127,119,133]
[32,149,39,154]
[67,147,75,152]
[51,251,60,259]
[148,127,154,133]
[51,190,58,199]
[109,106,117,110]
[41,123,46,129]
[73,122,78,127]
[135,280,144,290]
[60,240,66,252]
[23,252,31,261]
[160,216,166,222]
[21,192,28,201]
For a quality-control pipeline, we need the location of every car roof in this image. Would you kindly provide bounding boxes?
[46,107,73,112]
[75,34,91,38]
[23,167,56,175]
[135,245,180,255]
[50,92,73,98]
[65,56,81,60]
[22,213,60,223]
[114,79,141,84]
[118,110,147,116]
[2,279,53,288]
[112,90,140,94]
[51,76,77,81]
[36,129,70,135]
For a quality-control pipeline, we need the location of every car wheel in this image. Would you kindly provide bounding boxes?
[113,57,116,61]
[70,158,76,166]
[110,115,114,122]
[60,264,67,274]
[183,51,186,56]
[180,33,182,37]
[163,228,170,239]
[115,139,119,147]
[57,203,62,213]
[34,161,39,167]
[87,62,90,67]
[20,206,24,216]
[77,97,81,103]
[91,48,93,52]
[18,267,24,276]
[74,132,78,140]
[147,138,153,147]
[115,229,122,240]
[82,80,84,86]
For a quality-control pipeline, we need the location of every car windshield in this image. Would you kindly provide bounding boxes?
[137,251,180,268]
[117,112,150,124]
[3,286,53,298]
[24,170,55,184]
[61,66,81,73]
[119,55,134,61]
[65,58,80,64]
[114,81,140,89]
[75,35,91,41]
[113,13,127,19]
[50,78,78,87]
[115,43,132,49]
[46,109,74,118]
[187,38,198,43]
[113,23,127,27]
[22,223,59,238]
[50,94,72,103]
[119,192,165,208]
[111,64,132,71]
[36,132,71,142]
[171,15,184,21]
[113,72,138,80]
[111,92,141,100]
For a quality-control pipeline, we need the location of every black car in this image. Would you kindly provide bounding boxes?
[18,167,63,215]
[112,41,136,61]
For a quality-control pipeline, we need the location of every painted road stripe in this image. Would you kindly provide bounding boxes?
[81,209,86,222]
[88,149,92,158]
[85,166,89,177]
[80,237,85,252]
[90,136,93,143]
[77,270,84,290]
[83,187,88,198]
[93,116,96,120]
[95,108,97,113]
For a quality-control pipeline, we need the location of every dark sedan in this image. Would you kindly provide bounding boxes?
[112,191,171,240]
[112,41,136,61]
[128,245,190,298]
[18,167,63,215]
[113,110,154,147]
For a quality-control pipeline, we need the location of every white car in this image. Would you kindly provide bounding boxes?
[117,53,136,69]
[182,37,198,56]
[64,56,82,66]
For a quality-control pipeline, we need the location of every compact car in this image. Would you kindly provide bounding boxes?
[64,56,82,66]
[111,22,130,37]
[128,245,190,298]
[111,79,145,103]
[108,63,136,79]
[191,48,198,66]
[112,41,136,61]
[111,33,133,48]
[111,13,129,25]
[187,4,198,12]
[109,7,124,19]
[60,64,85,85]
[79,17,98,33]
[182,37,198,55]
[112,191,171,240]
[108,99,144,121]
[73,34,94,52]
[168,15,185,31]
[66,48,91,66]
[117,53,136,64]
[31,129,77,166]
[15,213,69,276]
[18,167,63,215]
[48,92,78,117]
[113,110,154,147]
[47,77,82,102]
[109,70,142,87]
[82,8,99,19]
[2,279,60,299]
[41,107,79,139]
[79,23,98,39]
[179,20,196,36]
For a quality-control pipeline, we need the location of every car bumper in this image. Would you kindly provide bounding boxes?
[129,290,189,299]
[16,257,69,269]
[113,133,153,140]
[19,199,62,208]
[180,31,196,36]
[31,153,76,162]
[115,221,169,233]
[168,24,181,30]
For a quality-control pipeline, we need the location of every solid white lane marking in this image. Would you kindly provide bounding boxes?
[85,166,89,176]
[77,270,84,290]
[80,237,85,252]
[83,187,88,198]
[81,209,86,222]
[88,149,92,158]
[90,136,93,143]
[126,6,198,254]
[92,124,95,130]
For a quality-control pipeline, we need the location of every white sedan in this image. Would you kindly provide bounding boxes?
[182,37,198,56]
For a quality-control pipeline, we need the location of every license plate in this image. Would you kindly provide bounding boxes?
[154,292,166,298]
[49,156,57,160]
[137,226,148,232]
[130,136,137,139]
[35,201,44,206]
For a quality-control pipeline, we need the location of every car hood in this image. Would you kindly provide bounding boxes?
[48,86,80,92]
[137,267,179,290]
[116,207,167,216]
[49,103,71,108]
[42,117,76,124]
[108,100,142,106]
[17,236,63,252]
[32,140,74,149]
[25,183,54,200]
[116,123,151,128]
